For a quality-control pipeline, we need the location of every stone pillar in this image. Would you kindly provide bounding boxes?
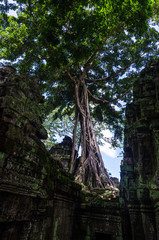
[154,202,159,239]
[120,60,159,240]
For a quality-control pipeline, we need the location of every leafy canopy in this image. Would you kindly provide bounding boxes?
[0,0,159,144]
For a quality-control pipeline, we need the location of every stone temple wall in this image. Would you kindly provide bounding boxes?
[0,66,122,240]
[120,60,159,240]
[0,66,82,240]
[0,66,57,240]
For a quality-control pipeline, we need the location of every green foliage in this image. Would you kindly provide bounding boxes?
[0,0,159,146]
[43,108,79,149]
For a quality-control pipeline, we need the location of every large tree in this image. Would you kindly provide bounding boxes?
[0,0,159,189]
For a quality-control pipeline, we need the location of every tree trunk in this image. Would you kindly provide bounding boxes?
[74,79,114,189]
[69,109,79,174]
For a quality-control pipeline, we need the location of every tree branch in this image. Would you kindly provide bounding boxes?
[113,88,132,102]
[85,49,149,83]
[87,85,132,104]
[67,71,76,83]
[85,65,129,83]
[83,48,100,69]
[87,89,110,103]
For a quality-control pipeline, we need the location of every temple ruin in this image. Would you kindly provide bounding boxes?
[0,60,159,239]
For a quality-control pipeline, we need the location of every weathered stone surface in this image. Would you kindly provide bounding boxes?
[0,67,54,240]
[120,60,159,240]
[0,67,48,198]
[49,135,73,171]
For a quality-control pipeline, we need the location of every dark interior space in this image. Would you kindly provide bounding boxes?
[95,232,113,240]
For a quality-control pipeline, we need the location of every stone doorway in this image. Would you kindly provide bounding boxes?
[95,232,113,240]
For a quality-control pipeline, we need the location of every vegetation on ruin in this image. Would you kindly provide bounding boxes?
[0,0,159,189]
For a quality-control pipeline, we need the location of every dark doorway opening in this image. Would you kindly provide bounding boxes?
[95,232,113,240]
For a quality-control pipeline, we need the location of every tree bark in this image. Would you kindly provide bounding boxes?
[74,79,114,189]
[69,108,79,174]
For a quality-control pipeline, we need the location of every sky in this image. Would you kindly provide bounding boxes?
[100,130,122,179]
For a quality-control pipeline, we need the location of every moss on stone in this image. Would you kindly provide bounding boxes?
[0,152,5,159]
[53,219,59,240]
